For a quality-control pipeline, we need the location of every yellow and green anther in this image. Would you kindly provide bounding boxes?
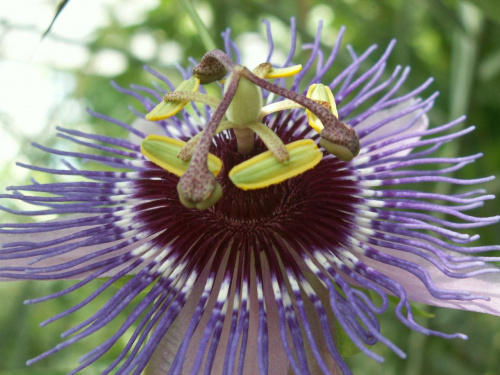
[228,139,322,190]
[306,83,339,133]
[145,77,200,121]
[264,64,302,79]
[140,135,222,177]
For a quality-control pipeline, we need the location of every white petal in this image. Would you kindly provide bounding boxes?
[356,100,429,159]
[146,314,183,375]
[129,117,163,145]
[0,214,140,281]
[359,246,500,316]
[177,257,291,374]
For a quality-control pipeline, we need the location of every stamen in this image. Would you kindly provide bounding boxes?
[140,135,222,177]
[252,62,273,79]
[229,139,322,190]
[306,83,339,133]
[259,99,302,119]
[264,64,302,79]
[252,63,302,80]
[162,91,221,109]
[145,77,200,121]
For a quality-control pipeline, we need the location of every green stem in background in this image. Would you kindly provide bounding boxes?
[394,0,413,67]
[180,0,217,51]
[449,2,483,122]
[403,306,431,375]
[3,282,33,370]
[404,3,484,375]
[435,1,483,192]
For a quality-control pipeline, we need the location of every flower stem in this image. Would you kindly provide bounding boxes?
[435,1,483,195]
[179,0,217,51]
[403,305,432,375]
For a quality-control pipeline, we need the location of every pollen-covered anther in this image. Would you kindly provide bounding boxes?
[163,91,221,109]
[140,135,222,177]
[265,64,302,79]
[229,139,322,190]
[315,100,331,110]
[252,63,302,80]
[303,84,360,161]
[145,76,200,121]
[306,83,338,133]
[252,62,273,79]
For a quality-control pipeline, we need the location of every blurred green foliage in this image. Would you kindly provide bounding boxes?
[1,0,500,374]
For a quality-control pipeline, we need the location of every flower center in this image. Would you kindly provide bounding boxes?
[141,49,361,211]
[215,142,292,223]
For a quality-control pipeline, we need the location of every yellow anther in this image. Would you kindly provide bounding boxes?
[229,139,322,190]
[145,77,200,121]
[306,84,339,133]
[264,64,302,79]
[141,135,222,177]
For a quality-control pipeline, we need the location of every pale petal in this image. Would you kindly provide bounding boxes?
[359,246,500,316]
[129,117,164,145]
[302,273,346,375]
[356,100,429,158]
[0,214,140,281]
[177,257,291,374]
[145,315,183,375]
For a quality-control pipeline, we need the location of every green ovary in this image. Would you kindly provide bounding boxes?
[225,74,263,126]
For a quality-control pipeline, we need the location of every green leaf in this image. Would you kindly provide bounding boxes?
[99,275,133,289]
[334,317,361,358]
[98,275,155,295]
[370,291,435,319]
[409,301,435,319]
[385,294,435,318]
